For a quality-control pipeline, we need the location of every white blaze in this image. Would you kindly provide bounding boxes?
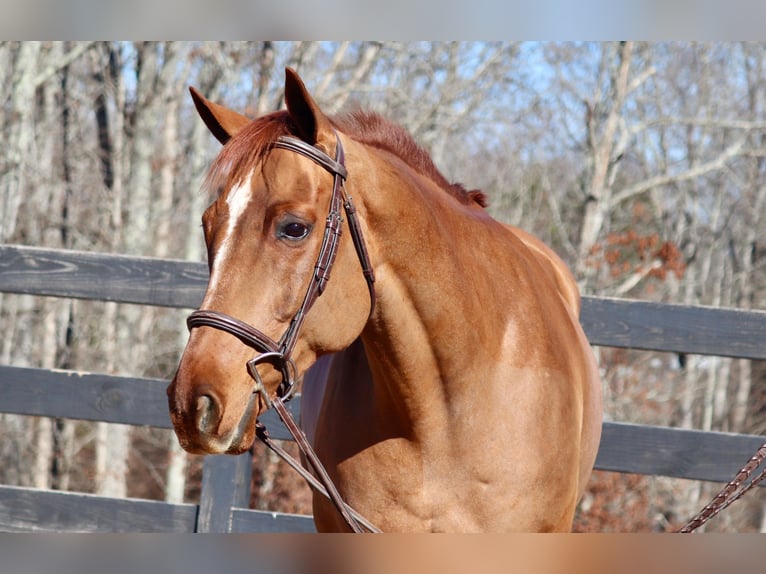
[206,172,254,295]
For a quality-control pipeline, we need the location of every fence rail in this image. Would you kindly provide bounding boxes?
[1,243,765,532]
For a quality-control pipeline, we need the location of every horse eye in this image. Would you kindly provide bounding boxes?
[279,221,311,241]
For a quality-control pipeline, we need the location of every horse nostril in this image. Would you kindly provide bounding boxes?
[195,394,219,434]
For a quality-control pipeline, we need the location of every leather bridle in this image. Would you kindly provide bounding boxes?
[187,132,375,406]
[185,132,379,532]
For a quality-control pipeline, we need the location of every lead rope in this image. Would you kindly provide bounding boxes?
[677,442,766,533]
[255,398,381,533]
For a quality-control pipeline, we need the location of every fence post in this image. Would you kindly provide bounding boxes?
[195,451,253,532]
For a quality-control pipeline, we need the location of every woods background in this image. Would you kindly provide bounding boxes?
[1,41,765,532]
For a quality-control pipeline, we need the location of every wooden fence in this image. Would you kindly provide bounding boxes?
[1,243,765,532]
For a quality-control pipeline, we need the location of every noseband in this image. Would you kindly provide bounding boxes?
[186,133,376,407]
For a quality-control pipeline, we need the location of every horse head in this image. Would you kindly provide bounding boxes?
[167,69,373,454]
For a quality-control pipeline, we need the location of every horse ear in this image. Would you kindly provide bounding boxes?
[284,67,334,149]
[189,86,250,145]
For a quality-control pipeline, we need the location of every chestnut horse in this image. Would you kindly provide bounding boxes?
[167,68,602,532]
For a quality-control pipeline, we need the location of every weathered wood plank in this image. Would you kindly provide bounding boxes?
[581,296,766,360]
[4,365,766,484]
[196,453,253,533]
[230,508,316,533]
[3,245,766,359]
[595,421,766,484]
[0,244,207,309]
[0,365,172,428]
[0,485,197,532]
[0,365,297,440]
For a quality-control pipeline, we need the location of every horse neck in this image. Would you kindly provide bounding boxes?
[348,143,512,428]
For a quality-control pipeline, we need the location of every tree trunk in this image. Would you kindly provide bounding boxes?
[576,42,634,286]
[0,42,40,242]
[93,42,131,498]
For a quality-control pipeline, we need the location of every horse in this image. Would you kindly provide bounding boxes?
[167,67,602,532]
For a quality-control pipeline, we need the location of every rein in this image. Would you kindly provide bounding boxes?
[186,133,379,533]
[677,442,766,533]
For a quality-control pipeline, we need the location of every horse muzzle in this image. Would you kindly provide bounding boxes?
[167,371,264,455]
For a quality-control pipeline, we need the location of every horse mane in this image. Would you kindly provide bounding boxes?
[205,109,488,209]
[333,110,488,208]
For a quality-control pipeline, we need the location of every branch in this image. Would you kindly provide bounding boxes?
[327,42,382,113]
[610,136,747,206]
[627,65,657,93]
[635,116,766,132]
[613,261,663,296]
[33,42,96,88]
[314,41,350,101]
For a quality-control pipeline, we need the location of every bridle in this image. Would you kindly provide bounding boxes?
[186,132,379,532]
[187,132,375,406]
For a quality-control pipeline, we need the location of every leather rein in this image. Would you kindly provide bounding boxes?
[186,133,379,533]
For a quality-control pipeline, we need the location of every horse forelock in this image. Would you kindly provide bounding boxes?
[203,111,297,199]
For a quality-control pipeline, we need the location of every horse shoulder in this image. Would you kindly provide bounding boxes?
[504,224,603,499]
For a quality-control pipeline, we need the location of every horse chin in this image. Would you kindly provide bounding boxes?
[188,434,252,456]
[222,436,254,455]
[176,423,256,455]
[222,389,263,454]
